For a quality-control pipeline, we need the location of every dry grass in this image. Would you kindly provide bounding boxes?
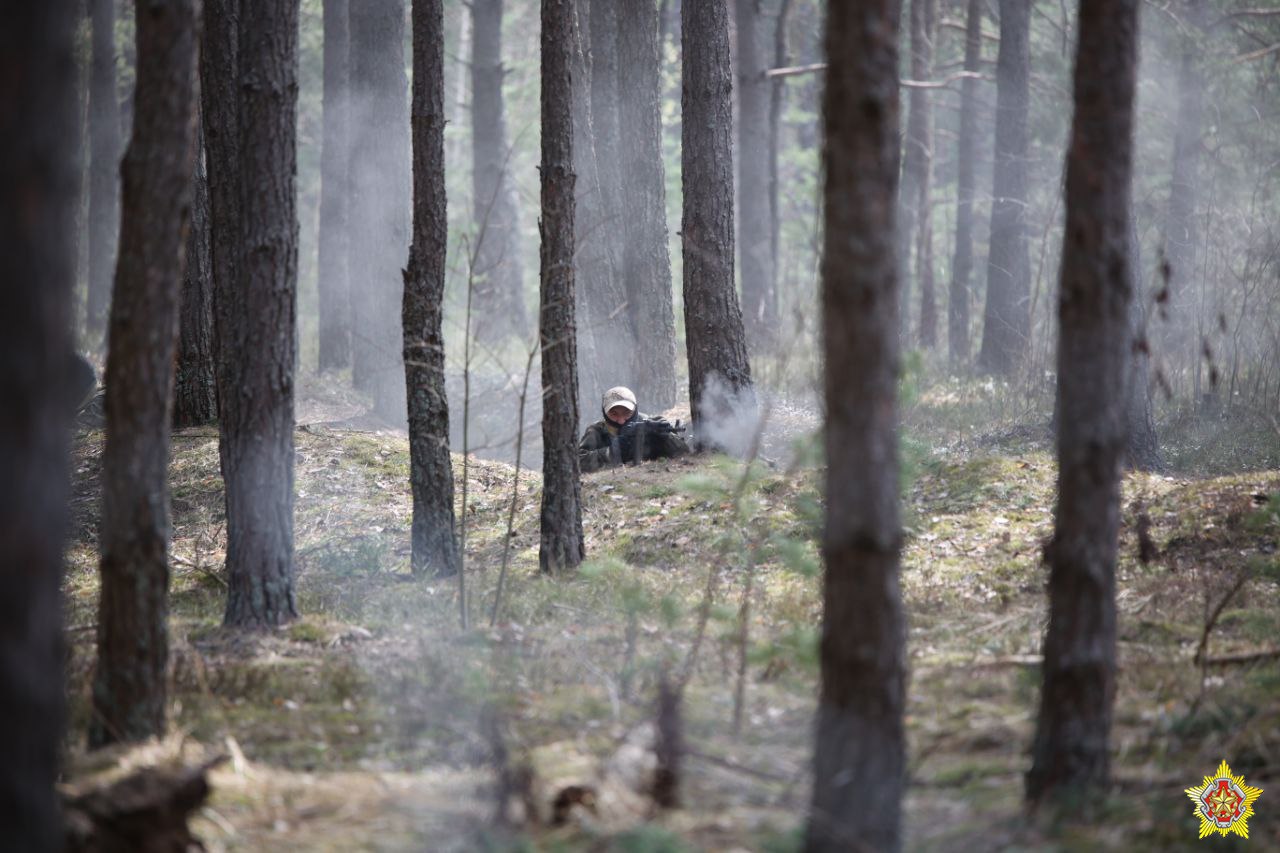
[60,378,1280,851]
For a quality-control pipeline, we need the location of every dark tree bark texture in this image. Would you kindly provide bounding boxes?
[174,131,217,429]
[201,0,240,411]
[91,0,201,748]
[976,0,1031,377]
[349,0,409,420]
[807,3,905,850]
[218,0,301,628]
[88,0,124,344]
[681,0,754,432]
[405,0,461,579]
[573,0,633,416]
[471,0,528,342]
[617,0,678,410]
[1026,0,1137,804]
[539,0,585,575]
[0,2,77,847]
[948,0,982,366]
[318,0,352,371]
[735,0,776,350]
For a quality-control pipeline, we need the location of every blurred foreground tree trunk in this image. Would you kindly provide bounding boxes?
[471,0,528,343]
[735,0,776,350]
[617,0,678,409]
[0,3,77,846]
[682,0,754,433]
[807,2,905,850]
[88,0,123,346]
[174,130,217,428]
[948,0,982,366]
[573,0,633,415]
[1027,0,1137,804]
[207,0,301,628]
[404,0,461,578]
[91,0,200,747]
[349,0,409,420]
[976,0,1031,377]
[539,0,585,576]
[318,0,352,371]
[1158,0,1204,392]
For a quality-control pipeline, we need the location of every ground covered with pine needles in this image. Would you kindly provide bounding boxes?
[60,375,1280,851]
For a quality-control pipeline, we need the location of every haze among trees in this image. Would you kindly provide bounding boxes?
[2,0,1279,848]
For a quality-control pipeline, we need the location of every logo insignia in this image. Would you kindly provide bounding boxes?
[1185,760,1263,839]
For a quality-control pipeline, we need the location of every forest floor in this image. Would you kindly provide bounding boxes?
[59,374,1280,852]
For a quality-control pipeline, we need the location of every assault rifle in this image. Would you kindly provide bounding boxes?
[610,416,686,465]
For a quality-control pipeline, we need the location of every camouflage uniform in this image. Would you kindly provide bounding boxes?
[578,411,692,473]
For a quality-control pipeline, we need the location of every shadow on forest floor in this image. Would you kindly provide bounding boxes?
[60,375,1280,851]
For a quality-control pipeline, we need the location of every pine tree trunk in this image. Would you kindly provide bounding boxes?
[1160,0,1203,388]
[88,0,123,345]
[539,0,585,576]
[768,0,794,324]
[405,0,461,579]
[948,0,982,366]
[0,4,77,846]
[897,0,934,345]
[807,3,905,850]
[617,0,678,410]
[911,0,938,350]
[201,0,240,424]
[735,0,775,350]
[573,0,632,416]
[349,0,409,420]
[1026,0,1136,804]
[91,0,200,748]
[1125,214,1160,470]
[976,0,1031,377]
[174,131,217,429]
[682,0,754,432]
[318,0,352,371]
[471,0,528,343]
[219,0,301,628]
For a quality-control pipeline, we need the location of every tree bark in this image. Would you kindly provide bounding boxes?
[897,0,932,345]
[218,0,301,628]
[0,3,77,847]
[976,0,1031,377]
[735,0,776,350]
[174,129,217,429]
[539,0,585,575]
[88,0,124,345]
[1124,214,1160,471]
[573,0,633,417]
[682,0,754,433]
[318,0,352,371]
[405,0,461,579]
[471,0,528,343]
[807,2,905,850]
[948,0,982,366]
[91,0,200,748]
[1159,0,1204,386]
[617,0,678,410]
[349,0,409,420]
[1026,0,1136,804]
